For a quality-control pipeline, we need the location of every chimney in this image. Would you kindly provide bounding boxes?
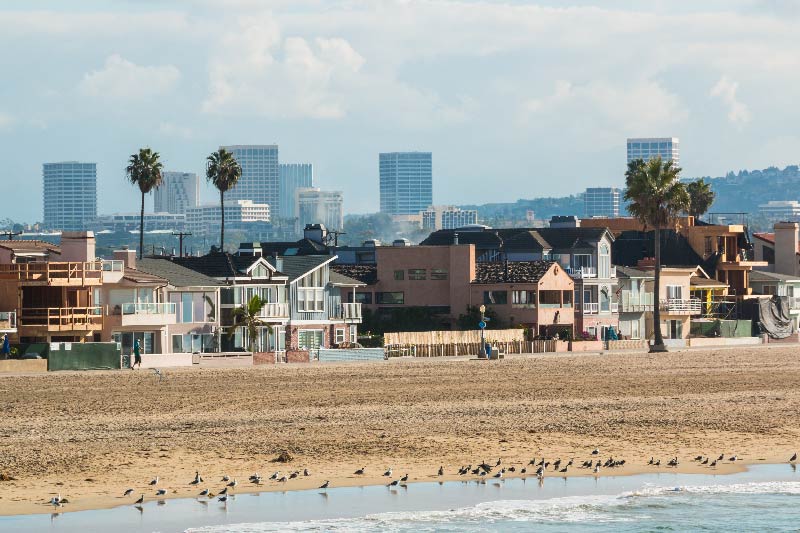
[773,222,799,276]
[453,232,459,245]
[60,231,96,262]
[114,247,136,269]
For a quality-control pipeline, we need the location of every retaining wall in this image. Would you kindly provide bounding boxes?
[318,348,385,362]
[138,353,193,368]
[0,359,48,373]
[607,339,648,351]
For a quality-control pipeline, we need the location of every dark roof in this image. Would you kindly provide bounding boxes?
[472,261,560,284]
[329,270,366,286]
[750,270,800,283]
[258,238,329,257]
[122,267,168,285]
[503,231,550,252]
[153,253,285,281]
[534,227,610,250]
[136,258,227,287]
[611,229,714,272]
[615,265,653,279]
[420,227,610,252]
[330,264,378,285]
[267,255,333,283]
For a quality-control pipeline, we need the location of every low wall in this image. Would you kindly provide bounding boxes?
[687,337,762,348]
[318,348,385,362]
[138,353,193,368]
[607,339,648,351]
[0,359,48,373]
[286,350,310,364]
[253,352,276,365]
[194,352,253,368]
[663,339,687,349]
[554,340,569,352]
[569,340,604,352]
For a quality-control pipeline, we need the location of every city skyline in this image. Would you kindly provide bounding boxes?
[2,2,799,222]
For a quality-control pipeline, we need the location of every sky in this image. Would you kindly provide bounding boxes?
[1,0,799,222]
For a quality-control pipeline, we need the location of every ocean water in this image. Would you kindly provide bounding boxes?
[2,464,799,532]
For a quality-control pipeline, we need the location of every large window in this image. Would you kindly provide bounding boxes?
[113,331,155,355]
[353,292,373,304]
[393,270,404,280]
[483,290,508,305]
[170,292,215,323]
[512,290,536,305]
[172,333,215,353]
[598,243,611,279]
[666,285,683,300]
[431,269,448,280]
[376,292,404,304]
[408,269,426,280]
[298,270,325,312]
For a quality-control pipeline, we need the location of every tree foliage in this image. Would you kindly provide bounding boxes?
[685,179,715,220]
[456,305,502,330]
[126,147,163,259]
[206,148,242,252]
[227,295,270,353]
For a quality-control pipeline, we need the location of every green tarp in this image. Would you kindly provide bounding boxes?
[48,342,121,371]
[690,319,753,338]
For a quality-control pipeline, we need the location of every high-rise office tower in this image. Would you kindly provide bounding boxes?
[153,171,200,214]
[626,137,680,166]
[584,187,621,218]
[278,163,313,220]
[222,145,280,214]
[296,188,344,232]
[42,162,97,231]
[379,152,433,216]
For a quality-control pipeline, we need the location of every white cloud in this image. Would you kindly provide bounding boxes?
[79,54,181,101]
[709,76,751,127]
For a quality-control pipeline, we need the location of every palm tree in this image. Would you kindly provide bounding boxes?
[206,149,242,252]
[228,295,271,353]
[126,148,164,259]
[624,156,690,353]
[685,179,716,221]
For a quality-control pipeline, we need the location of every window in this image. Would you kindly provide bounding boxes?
[298,330,324,350]
[573,254,593,269]
[376,292,404,304]
[298,288,325,312]
[512,290,536,305]
[251,264,269,278]
[598,243,610,279]
[393,270,404,280]
[335,328,346,344]
[704,236,713,256]
[600,289,610,312]
[483,290,508,305]
[431,269,448,280]
[630,320,641,340]
[353,292,373,304]
[408,269,426,280]
[667,285,683,300]
[763,284,778,296]
[349,325,357,344]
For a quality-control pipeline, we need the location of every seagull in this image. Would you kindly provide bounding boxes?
[49,494,62,506]
[535,466,544,477]
[190,471,203,485]
[591,448,600,455]
[701,457,709,465]
[227,479,237,488]
[199,489,209,497]
[729,455,738,462]
[648,457,654,465]
[508,466,516,473]
[694,455,703,462]
[250,476,262,485]
[559,466,568,473]
[123,488,134,497]
[520,467,527,475]
[218,494,228,502]
[134,494,144,505]
[289,472,299,479]
[269,471,280,480]
[438,466,444,476]
[219,487,228,495]
[710,460,717,467]
[383,468,393,477]
[791,453,798,462]
[355,467,366,475]
[493,470,504,479]
[278,475,288,483]
[156,489,166,496]
[149,476,159,486]
[717,454,724,461]
[529,458,537,465]
[654,459,661,466]
[319,480,330,489]
[496,458,502,467]
[387,479,399,487]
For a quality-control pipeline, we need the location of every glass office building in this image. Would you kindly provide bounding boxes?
[42,162,97,231]
[279,163,313,220]
[222,145,280,215]
[626,138,680,167]
[584,187,622,218]
[379,152,433,216]
[154,171,200,215]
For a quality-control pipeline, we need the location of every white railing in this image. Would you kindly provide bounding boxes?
[0,311,16,329]
[583,302,599,314]
[260,302,290,318]
[659,298,702,314]
[121,302,176,315]
[570,266,597,279]
[621,291,654,312]
[342,303,362,320]
[101,260,125,272]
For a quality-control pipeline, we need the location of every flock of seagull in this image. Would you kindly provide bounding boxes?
[45,450,799,509]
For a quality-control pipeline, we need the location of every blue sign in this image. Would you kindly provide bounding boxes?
[478,321,486,329]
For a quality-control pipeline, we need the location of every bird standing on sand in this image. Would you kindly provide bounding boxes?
[49,494,62,507]
[383,468,393,477]
[134,495,144,505]
[400,473,409,483]
[270,471,280,480]
[123,488,134,497]
[304,469,310,477]
[149,476,159,486]
[319,480,330,489]
[199,489,209,497]
[289,472,299,479]
[355,467,366,475]
[222,475,230,482]
[729,455,737,462]
[438,466,444,476]
[592,448,600,455]
[227,479,238,488]
[219,487,228,495]
[278,475,288,483]
[594,465,600,474]
[387,479,399,487]
[790,453,797,462]
[190,471,203,485]
[156,489,166,496]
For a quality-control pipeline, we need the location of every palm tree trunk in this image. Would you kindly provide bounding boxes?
[139,191,145,260]
[219,190,225,251]
[651,226,667,352]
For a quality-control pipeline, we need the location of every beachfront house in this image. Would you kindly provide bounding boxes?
[616,266,654,341]
[749,270,800,329]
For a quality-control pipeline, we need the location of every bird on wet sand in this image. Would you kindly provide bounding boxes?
[355,467,366,475]
[222,475,230,482]
[149,476,159,486]
[219,487,228,495]
[289,472,299,479]
[199,489,209,497]
[134,495,144,505]
[278,475,288,483]
[49,494,62,507]
[383,468,393,477]
[218,495,228,502]
[591,448,600,455]
[303,469,310,477]
[227,479,237,488]
[319,480,330,489]
[400,473,409,483]
[269,471,280,480]
[387,479,399,487]
[594,465,600,474]
[156,489,166,496]
[710,460,717,467]
[123,488,134,497]
[438,466,444,476]
[701,458,709,465]
[791,453,798,463]
[729,455,738,462]
[190,471,203,485]
[493,469,504,479]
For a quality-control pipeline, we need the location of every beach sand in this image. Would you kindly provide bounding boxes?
[1,345,799,515]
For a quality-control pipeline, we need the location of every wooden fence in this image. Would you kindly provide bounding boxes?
[384,329,524,346]
[385,339,557,358]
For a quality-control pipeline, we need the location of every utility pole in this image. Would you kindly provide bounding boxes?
[172,231,193,257]
[0,231,22,241]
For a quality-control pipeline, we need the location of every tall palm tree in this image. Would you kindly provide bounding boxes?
[227,295,271,353]
[206,148,242,251]
[126,148,163,259]
[624,156,690,353]
[685,179,716,221]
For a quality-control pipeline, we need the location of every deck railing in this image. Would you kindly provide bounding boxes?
[0,262,103,284]
[659,298,702,314]
[20,307,103,330]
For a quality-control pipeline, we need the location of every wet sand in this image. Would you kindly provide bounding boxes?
[1,345,799,515]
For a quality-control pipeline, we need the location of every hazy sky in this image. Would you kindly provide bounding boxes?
[1,0,799,222]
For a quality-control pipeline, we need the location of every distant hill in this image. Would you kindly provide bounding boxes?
[459,195,584,226]
[690,165,800,214]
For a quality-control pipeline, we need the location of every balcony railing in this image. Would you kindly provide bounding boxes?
[583,302,599,314]
[0,262,103,285]
[788,296,800,311]
[659,298,702,314]
[330,303,362,322]
[20,307,103,330]
[0,311,16,330]
[101,260,124,272]
[621,291,654,312]
[259,302,290,319]
[121,302,176,315]
[569,266,597,279]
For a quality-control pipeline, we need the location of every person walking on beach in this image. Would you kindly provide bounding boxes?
[131,339,142,369]
[1,333,10,360]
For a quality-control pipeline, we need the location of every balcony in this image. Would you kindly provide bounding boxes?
[20,307,103,331]
[621,291,654,312]
[569,266,597,279]
[330,303,362,323]
[259,302,290,319]
[583,302,599,314]
[0,311,16,332]
[119,302,177,327]
[659,298,702,314]
[0,262,103,286]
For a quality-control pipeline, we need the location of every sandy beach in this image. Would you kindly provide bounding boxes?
[1,345,799,516]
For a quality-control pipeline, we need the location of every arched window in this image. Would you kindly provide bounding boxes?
[599,243,611,279]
